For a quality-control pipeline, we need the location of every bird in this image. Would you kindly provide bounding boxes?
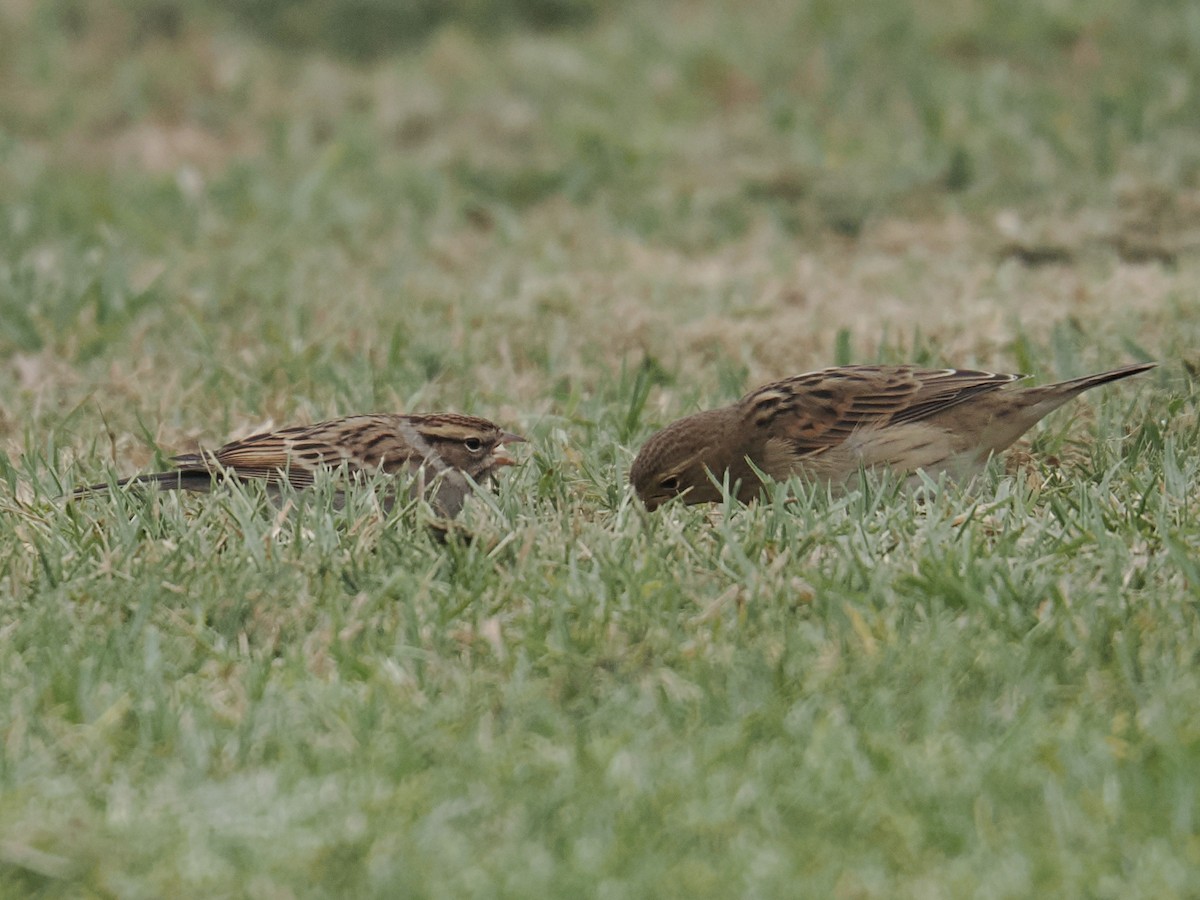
[630,362,1156,510]
[77,412,526,517]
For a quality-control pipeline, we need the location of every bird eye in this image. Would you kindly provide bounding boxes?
[464,437,484,453]
[660,475,680,492]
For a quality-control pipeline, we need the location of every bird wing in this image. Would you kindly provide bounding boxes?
[744,365,1024,455]
[171,416,418,488]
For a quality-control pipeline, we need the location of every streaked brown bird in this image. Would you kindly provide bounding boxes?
[630,363,1155,510]
[78,413,526,517]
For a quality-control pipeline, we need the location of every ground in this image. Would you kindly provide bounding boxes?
[0,1,1198,896]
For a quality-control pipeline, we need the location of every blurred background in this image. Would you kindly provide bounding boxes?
[1,0,1193,461]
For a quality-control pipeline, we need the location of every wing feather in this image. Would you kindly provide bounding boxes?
[745,365,1023,455]
[171,418,403,488]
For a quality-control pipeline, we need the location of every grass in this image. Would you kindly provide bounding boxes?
[1,0,1200,895]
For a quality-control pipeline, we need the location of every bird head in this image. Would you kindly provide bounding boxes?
[403,414,526,482]
[630,408,747,510]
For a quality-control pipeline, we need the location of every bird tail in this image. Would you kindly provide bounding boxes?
[1015,361,1156,421]
[1044,362,1158,395]
[73,470,215,497]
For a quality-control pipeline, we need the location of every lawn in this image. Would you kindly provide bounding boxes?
[1,0,1199,895]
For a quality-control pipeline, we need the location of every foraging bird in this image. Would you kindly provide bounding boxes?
[630,363,1155,510]
[78,413,526,517]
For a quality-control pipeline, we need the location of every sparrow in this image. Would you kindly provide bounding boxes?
[78,412,526,517]
[630,362,1156,510]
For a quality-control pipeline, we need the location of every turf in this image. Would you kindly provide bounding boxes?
[0,0,1198,895]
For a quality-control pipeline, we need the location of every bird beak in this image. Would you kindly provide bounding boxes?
[491,432,527,467]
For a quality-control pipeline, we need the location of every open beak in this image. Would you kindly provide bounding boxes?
[491,432,527,467]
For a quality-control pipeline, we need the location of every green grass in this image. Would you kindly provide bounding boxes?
[2,0,1200,895]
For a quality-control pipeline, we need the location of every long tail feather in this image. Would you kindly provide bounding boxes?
[1010,362,1156,426]
[74,470,216,497]
[1045,362,1158,394]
